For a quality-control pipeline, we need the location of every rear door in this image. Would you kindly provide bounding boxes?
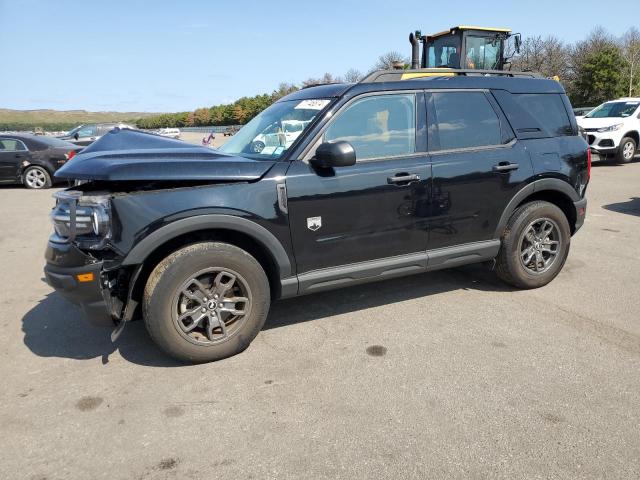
[426,90,533,251]
[286,92,431,276]
[0,138,29,181]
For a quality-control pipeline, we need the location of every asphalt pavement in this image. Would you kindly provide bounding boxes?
[0,157,639,479]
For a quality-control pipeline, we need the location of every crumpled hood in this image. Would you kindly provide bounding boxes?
[54,128,276,181]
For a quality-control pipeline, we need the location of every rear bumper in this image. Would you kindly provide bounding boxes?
[44,240,114,327]
[573,197,587,233]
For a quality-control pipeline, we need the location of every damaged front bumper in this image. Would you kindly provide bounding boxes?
[44,238,115,327]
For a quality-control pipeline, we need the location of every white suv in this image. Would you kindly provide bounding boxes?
[577,98,640,163]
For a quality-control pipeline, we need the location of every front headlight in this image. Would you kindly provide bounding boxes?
[50,190,111,249]
[597,123,623,133]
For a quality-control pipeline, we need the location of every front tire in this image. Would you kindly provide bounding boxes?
[143,242,270,363]
[616,137,636,164]
[23,166,52,189]
[496,201,571,289]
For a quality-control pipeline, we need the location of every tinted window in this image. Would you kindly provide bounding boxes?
[585,101,640,118]
[325,94,416,160]
[513,94,573,136]
[429,92,501,150]
[0,139,27,151]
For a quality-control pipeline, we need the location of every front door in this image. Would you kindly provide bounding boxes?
[286,92,431,276]
[426,90,533,250]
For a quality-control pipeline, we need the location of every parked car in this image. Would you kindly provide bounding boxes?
[249,119,311,153]
[44,70,589,363]
[0,133,80,189]
[58,123,136,146]
[572,106,594,119]
[576,98,640,163]
[223,126,240,136]
[157,128,181,139]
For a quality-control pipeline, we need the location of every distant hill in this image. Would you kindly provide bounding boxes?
[0,108,163,131]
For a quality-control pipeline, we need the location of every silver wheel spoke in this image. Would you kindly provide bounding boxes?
[534,251,543,271]
[182,311,207,332]
[178,307,201,322]
[206,314,227,341]
[525,230,536,243]
[182,288,204,303]
[213,271,236,295]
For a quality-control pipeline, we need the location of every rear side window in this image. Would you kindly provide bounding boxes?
[512,94,573,137]
[0,139,27,151]
[428,91,502,151]
[325,94,416,160]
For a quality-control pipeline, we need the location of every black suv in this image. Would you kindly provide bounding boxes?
[44,70,589,363]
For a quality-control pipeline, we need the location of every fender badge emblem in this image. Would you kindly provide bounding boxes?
[307,216,322,231]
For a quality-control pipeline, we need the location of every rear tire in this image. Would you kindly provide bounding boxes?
[616,137,636,164]
[23,166,52,189]
[496,201,571,289]
[143,242,270,363]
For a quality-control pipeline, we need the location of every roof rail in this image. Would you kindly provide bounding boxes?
[360,69,543,83]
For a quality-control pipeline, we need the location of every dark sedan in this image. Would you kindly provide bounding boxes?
[0,134,81,189]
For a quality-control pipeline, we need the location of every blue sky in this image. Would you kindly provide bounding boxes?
[0,0,636,112]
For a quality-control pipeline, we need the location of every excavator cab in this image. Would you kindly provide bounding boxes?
[409,26,521,71]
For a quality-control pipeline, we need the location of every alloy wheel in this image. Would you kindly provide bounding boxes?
[519,218,562,274]
[25,168,47,189]
[623,141,635,160]
[171,268,252,345]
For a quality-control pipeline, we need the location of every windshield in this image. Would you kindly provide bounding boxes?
[585,101,640,118]
[65,125,82,136]
[219,99,331,160]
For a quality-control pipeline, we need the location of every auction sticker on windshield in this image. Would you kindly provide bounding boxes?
[295,99,330,110]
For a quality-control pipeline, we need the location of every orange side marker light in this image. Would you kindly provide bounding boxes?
[76,273,94,282]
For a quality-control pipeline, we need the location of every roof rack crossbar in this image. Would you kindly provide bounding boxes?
[360,69,543,84]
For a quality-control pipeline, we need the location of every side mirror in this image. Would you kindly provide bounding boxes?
[74,133,79,140]
[514,34,522,54]
[311,141,356,168]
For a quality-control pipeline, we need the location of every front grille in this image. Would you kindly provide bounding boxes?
[587,135,595,145]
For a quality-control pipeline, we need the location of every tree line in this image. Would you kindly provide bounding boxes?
[511,26,639,106]
[136,26,638,129]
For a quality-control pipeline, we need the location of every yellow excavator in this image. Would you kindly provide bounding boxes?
[408,25,521,71]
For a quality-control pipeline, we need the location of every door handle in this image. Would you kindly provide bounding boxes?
[492,162,519,172]
[14,154,22,158]
[387,173,421,184]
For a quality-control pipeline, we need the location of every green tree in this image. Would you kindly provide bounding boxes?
[571,45,626,106]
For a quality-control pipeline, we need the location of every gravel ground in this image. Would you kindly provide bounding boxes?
[0,157,639,480]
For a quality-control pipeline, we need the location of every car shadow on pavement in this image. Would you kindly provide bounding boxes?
[603,197,640,217]
[22,263,511,366]
[264,263,513,331]
[21,292,182,367]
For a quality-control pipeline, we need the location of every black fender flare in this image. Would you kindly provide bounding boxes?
[120,214,293,278]
[493,178,580,238]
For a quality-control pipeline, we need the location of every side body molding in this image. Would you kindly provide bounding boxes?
[493,178,580,238]
[120,214,293,278]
